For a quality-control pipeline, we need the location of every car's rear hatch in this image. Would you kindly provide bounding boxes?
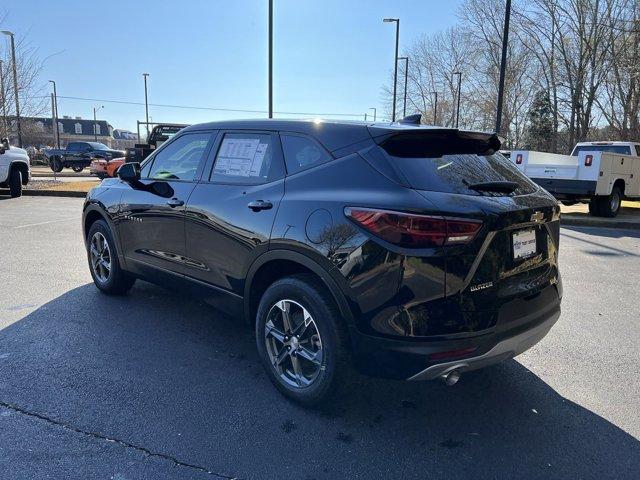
[368,127,561,335]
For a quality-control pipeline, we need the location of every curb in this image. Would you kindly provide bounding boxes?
[561,215,640,231]
[0,189,87,198]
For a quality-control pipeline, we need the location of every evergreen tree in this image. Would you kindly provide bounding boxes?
[525,90,554,151]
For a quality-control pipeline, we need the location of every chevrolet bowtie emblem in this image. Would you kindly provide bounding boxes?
[531,211,545,223]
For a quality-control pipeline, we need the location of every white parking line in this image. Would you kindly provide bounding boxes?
[11,218,77,229]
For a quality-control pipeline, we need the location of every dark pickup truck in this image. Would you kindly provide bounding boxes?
[44,142,125,173]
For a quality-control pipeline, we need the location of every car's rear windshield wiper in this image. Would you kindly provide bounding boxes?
[463,180,519,193]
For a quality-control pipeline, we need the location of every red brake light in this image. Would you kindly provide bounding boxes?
[516,154,523,165]
[344,208,482,248]
[585,154,593,166]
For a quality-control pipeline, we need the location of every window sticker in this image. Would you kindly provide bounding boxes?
[215,137,269,178]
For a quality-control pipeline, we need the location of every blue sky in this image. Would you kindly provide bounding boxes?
[3,0,462,132]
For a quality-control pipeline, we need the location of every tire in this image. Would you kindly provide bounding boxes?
[71,165,84,173]
[595,187,622,218]
[87,219,136,295]
[255,274,351,406]
[9,168,22,198]
[588,198,601,216]
[50,157,63,173]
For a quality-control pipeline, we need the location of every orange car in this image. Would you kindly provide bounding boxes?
[90,157,125,179]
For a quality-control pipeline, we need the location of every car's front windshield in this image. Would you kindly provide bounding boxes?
[88,142,110,150]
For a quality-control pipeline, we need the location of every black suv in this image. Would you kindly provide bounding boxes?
[82,118,562,405]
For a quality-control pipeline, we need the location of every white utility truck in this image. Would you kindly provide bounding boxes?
[510,141,640,217]
[0,138,30,198]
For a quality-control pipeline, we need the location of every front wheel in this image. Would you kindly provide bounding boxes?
[9,168,22,198]
[71,165,84,173]
[255,274,351,406]
[50,157,63,173]
[87,219,136,295]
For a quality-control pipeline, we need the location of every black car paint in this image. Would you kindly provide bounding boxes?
[83,119,562,381]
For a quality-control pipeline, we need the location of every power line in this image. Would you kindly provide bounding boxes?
[35,94,366,118]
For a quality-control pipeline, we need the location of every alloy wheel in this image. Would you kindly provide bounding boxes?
[264,299,323,388]
[90,232,112,283]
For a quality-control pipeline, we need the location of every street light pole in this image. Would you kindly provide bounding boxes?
[142,73,150,139]
[268,0,273,119]
[49,80,60,148]
[454,72,462,128]
[398,56,409,118]
[93,105,103,141]
[431,91,438,125]
[0,60,8,138]
[2,31,22,147]
[383,18,400,122]
[369,107,377,121]
[495,0,512,134]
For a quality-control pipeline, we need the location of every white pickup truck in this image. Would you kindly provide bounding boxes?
[0,138,30,198]
[510,141,640,217]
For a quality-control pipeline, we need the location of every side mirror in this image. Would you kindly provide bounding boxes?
[117,162,141,182]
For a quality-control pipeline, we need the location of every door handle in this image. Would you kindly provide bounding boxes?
[247,200,273,211]
[166,198,185,208]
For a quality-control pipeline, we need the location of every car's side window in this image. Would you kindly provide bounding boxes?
[68,142,80,151]
[147,133,211,182]
[280,133,332,174]
[210,132,284,185]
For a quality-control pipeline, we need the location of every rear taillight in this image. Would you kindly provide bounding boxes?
[344,207,482,248]
[585,154,593,166]
[516,154,523,165]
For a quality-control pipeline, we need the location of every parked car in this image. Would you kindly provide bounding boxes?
[0,138,30,198]
[45,142,125,173]
[511,141,640,217]
[82,117,562,405]
[90,124,187,179]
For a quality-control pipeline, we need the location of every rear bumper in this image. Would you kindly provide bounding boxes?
[531,178,597,198]
[349,286,561,381]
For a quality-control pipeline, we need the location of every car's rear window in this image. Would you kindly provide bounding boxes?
[378,133,537,196]
[571,145,631,155]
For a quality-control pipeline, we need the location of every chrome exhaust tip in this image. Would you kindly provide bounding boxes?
[441,369,461,386]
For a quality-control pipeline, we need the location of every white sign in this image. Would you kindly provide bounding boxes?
[215,138,269,178]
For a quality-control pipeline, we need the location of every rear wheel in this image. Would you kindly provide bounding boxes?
[588,198,601,216]
[593,187,622,218]
[71,165,84,173]
[50,157,63,173]
[87,219,135,295]
[9,168,22,198]
[255,274,351,406]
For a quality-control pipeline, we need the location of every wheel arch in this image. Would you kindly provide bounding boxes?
[612,178,625,196]
[244,249,355,329]
[9,160,29,185]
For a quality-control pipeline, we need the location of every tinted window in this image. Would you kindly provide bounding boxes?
[67,142,83,151]
[147,133,211,181]
[210,133,283,185]
[571,145,631,155]
[88,142,109,150]
[281,134,332,174]
[386,152,537,196]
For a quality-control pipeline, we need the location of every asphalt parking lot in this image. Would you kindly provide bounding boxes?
[0,196,638,480]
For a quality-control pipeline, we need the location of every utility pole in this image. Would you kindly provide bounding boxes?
[383,18,400,121]
[2,31,22,147]
[431,91,438,125]
[495,0,512,134]
[268,0,273,119]
[0,60,7,138]
[369,107,377,121]
[93,105,103,141]
[142,73,150,139]
[398,56,409,118]
[454,72,462,128]
[49,80,60,148]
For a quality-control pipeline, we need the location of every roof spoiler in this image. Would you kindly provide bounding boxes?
[398,113,422,125]
[374,129,503,157]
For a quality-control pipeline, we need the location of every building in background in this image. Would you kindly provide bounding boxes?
[112,129,139,149]
[5,116,118,148]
